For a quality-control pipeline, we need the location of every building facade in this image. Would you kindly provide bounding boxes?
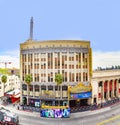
[0,75,20,97]
[92,70,120,105]
[20,39,92,107]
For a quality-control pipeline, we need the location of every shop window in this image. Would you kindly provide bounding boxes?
[30,85,33,91]
[48,86,53,90]
[35,85,39,92]
[62,86,67,91]
[41,85,46,90]
[22,84,27,90]
[55,86,58,91]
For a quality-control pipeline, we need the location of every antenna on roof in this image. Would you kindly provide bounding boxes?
[30,17,33,40]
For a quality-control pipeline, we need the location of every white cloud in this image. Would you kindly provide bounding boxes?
[93,51,120,70]
[0,50,19,69]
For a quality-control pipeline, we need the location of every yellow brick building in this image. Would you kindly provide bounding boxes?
[20,39,92,107]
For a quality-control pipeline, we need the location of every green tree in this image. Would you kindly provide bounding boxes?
[25,74,33,105]
[115,65,118,69]
[55,74,63,106]
[1,75,7,96]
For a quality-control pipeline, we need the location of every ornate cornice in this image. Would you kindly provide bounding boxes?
[21,47,89,54]
[68,82,92,93]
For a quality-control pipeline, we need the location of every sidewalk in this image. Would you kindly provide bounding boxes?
[71,101,120,118]
[0,102,119,119]
[0,104,40,117]
[70,107,111,118]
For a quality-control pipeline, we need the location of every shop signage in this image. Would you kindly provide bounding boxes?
[70,92,92,99]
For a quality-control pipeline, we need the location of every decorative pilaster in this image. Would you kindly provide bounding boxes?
[102,82,105,103]
[67,52,69,82]
[87,52,90,82]
[116,80,119,97]
[33,85,35,97]
[74,52,76,82]
[81,52,83,82]
[107,81,110,100]
[39,53,41,82]
[39,85,41,96]
[26,54,28,74]
[27,84,29,105]
[53,52,55,82]
[60,52,62,74]
[32,53,35,81]
[46,53,48,82]
[60,85,62,99]
[111,80,114,98]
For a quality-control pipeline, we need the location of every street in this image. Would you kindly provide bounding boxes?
[13,104,120,125]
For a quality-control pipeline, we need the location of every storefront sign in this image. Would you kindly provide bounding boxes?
[70,92,92,99]
[35,101,40,107]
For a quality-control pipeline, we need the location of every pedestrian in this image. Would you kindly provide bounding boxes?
[23,105,24,110]
[17,105,19,110]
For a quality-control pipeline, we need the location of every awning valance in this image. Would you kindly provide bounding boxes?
[13,94,20,98]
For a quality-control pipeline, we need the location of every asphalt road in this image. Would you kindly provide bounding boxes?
[16,104,120,125]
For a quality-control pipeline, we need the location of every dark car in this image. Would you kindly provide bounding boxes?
[0,107,19,125]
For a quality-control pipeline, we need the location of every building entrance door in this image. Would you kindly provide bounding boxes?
[80,99,88,106]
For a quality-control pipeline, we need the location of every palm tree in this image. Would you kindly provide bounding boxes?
[25,74,33,105]
[1,75,7,96]
[55,74,63,106]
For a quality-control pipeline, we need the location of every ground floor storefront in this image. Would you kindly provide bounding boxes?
[22,96,92,111]
[19,97,120,114]
[70,99,89,108]
[22,96,68,107]
[21,80,120,114]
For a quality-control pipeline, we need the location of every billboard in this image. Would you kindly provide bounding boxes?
[70,92,92,99]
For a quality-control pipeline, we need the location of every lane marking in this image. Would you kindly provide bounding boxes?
[97,115,120,125]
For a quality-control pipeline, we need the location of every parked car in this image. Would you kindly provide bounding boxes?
[0,107,19,125]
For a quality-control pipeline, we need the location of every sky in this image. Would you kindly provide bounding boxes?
[0,0,120,69]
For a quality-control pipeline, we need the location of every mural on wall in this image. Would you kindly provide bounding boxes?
[40,108,70,118]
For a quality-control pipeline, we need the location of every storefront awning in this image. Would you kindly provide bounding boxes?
[14,94,20,98]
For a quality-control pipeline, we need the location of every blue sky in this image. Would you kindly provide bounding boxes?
[0,0,120,69]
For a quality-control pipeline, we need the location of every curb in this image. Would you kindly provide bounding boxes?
[1,102,120,119]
